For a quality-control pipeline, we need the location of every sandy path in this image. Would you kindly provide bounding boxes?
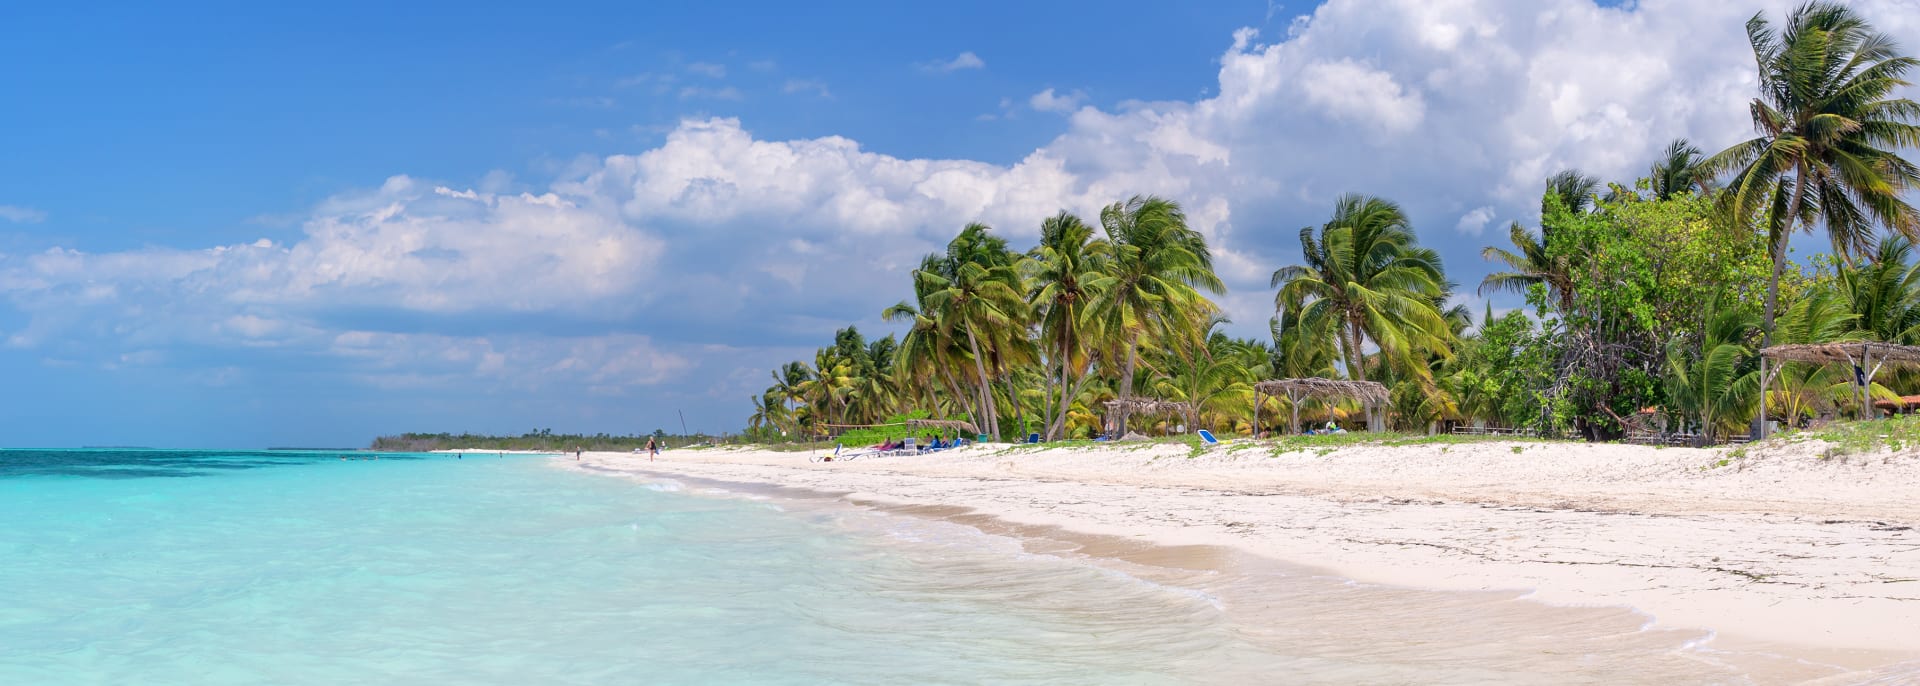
[571,439,1920,662]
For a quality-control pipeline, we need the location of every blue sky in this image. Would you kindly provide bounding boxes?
[1,0,1913,447]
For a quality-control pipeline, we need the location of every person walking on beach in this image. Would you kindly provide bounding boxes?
[646,436,658,462]
[575,446,581,461]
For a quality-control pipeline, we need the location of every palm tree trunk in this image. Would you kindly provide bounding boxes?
[1755,172,1807,438]
[1118,334,1140,435]
[1053,324,1074,440]
[963,322,998,439]
[936,364,972,427]
[1008,373,1026,439]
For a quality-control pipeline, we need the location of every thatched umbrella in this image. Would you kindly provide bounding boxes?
[1759,342,1920,427]
[1253,378,1390,435]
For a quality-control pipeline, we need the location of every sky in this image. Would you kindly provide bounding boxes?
[4,0,1920,447]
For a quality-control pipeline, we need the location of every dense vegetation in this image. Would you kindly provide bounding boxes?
[748,3,1920,446]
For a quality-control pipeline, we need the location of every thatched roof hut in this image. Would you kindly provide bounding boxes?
[1759,342,1920,367]
[1252,378,1390,434]
[1101,398,1192,436]
[1759,342,1920,426]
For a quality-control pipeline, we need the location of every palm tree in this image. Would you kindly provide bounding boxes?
[1478,222,1574,313]
[1273,195,1453,397]
[1664,301,1762,443]
[1544,170,1600,214]
[1701,1,1920,436]
[1477,171,1597,313]
[915,223,1026,439]
[1837,235,1920,344]
[1027,211,1105,439]
[1649,138,1708,201]
[768,361,812,434]
[885,256,974,423]
[1087,196,1225,435]
[1150,324,1254,433]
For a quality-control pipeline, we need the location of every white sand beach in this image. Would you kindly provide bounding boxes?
[567,437,1920,677]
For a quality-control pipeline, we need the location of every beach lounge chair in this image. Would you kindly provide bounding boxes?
[1197,429,1220,446]
[1027,433,1040,444]
[892,437,918,456]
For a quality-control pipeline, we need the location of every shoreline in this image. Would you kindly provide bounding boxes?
[558,439,1920,678]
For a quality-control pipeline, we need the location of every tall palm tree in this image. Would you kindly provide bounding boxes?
[1027,211,1105,439]
[1273,195,1453,395]
[1087,196,1225,435]
[1701,1,1920,435]
[885,256,974,423]
[915,223,1026,439]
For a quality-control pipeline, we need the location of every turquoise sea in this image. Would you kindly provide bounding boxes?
[0,448,1905,684]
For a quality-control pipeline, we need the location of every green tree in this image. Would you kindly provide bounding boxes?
[1026,211,1106,439]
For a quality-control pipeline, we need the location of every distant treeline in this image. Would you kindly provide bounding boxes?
[370,429,721,452]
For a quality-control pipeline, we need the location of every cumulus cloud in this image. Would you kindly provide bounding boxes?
[9,0,1920,423]
[1028,88,1086,113]
[919,51,985,73]
[0,205,46,223]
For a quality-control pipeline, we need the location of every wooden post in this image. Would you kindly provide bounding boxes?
[1252,387,1262,438]
[1862,345,1874,420]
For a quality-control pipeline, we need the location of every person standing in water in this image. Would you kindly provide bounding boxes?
[646,436,658,462]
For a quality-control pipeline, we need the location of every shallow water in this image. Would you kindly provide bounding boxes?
[0,449,1909,684]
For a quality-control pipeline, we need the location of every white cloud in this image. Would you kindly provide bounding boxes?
[1297,59,1425,133]
[783,78,832,98]
[919,51,985,73]
[0,205,46,223]
[678,85,743,101]
[1028,88,1086,113]
[1456,206,1496,235]
[687,62,727,78]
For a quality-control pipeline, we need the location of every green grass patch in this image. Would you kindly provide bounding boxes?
[1770,414,1920,458]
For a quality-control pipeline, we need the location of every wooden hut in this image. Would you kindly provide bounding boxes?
[1759,342,1920,433]
[1252,378,1390,435]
